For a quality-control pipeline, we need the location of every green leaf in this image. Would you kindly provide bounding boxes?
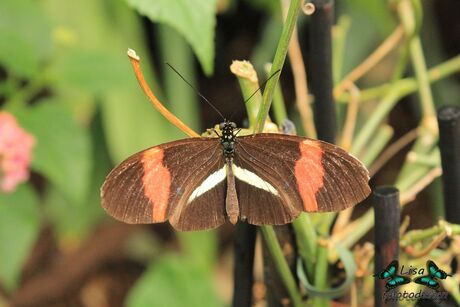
[177,231,217,271]
[101,90,173,163]
[0,0,51,77]
[0,184,40,292]
[50,50,129,94]
[126,0,217,75]
[14,102,92,205]
[126,256,223,307]
[45,112,109,242]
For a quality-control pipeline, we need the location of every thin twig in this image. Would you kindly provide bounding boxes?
[127,49,200,138]
[282,0,316,138]
[369,128,418,176]
[333,25,405,98]
[400,166,443,205]
[340,83,360,150]
[403,231,446,258]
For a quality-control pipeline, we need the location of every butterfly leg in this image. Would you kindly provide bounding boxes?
[225,160,239,224]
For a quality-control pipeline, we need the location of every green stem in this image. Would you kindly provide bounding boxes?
[264,64,288,126]
[260,226,304,307]
[312,213,335,307]
[336,54,460,103]
[292,214,317,281]
[408,36,435,118]
[332,16,351,85]
[351,88,400,155]
[254,0,301,133]
[400,220,460,247]
[360,125,394,166]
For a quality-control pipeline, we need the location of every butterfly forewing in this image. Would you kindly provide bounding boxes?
[101,137,227,230]
[234,134,370,224]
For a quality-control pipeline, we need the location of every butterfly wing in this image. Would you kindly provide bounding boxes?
[375,260,398,279]
[385,275,411,290]
[101,137,227,231]
[414,275,439,289]
[234,134,370,225]
[427,260,450,279]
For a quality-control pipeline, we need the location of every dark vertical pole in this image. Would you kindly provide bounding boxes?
[374,186,400,307]
[308,0,336,143]
[437,106,460,224]
[232,222,256,307]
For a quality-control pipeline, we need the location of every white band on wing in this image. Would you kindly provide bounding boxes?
[232,164,279,196]
[187,166,227,204]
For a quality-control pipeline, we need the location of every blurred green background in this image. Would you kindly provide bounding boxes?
[1,0,459,306]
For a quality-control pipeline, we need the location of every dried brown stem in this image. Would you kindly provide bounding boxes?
[127,49,200,138]
[400,166,443,205]
[282,0,316,138]
[340,83,360,150]
[369,128,418,176]
[333,25,405,98]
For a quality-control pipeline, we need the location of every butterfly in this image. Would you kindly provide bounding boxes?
[374,260,411,291]
[101,120,371,231]
[413,260,452,290]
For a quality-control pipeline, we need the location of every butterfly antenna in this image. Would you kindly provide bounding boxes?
[244,69,281,104]
[229,69,281,121]
[165,62,225,121]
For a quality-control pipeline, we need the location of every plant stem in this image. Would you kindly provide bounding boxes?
[254,0,301,133]
[360,125,393,166]
[400,220,460,247]
[260,226,304,307]
[312,213,335,307]
[292,214,317,280]
[231,61,262,128]
[336,54,460,104]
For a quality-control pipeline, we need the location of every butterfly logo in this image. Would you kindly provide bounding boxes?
[374,260,411,291]
[413,260,452,290]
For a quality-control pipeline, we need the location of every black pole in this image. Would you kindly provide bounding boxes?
[373,186,400,307]
[232,222,256,307]
[308,0,336,143]
[437,106,460,224]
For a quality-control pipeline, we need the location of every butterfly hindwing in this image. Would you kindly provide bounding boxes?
[414,275,440,289]
[101,137,227,230]
[234,134,370,224]
[386,275,411,290]
[427,260,450,279]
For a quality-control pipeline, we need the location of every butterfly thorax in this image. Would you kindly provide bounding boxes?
[219,121,237,161]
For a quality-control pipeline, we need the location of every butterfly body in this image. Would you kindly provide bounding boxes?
[101,121,370,231]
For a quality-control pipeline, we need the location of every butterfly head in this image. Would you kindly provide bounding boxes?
[219,121,237,160]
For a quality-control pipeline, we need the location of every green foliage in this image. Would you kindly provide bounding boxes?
[127,255,223,307]
[14,102,92,206]
[127,0,217,75]
[1,0,460,305]
[0,185,40,292]
[0,0,51,77]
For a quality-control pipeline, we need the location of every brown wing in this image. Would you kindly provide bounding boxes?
[234,133,370,225]
[100,137,227,231]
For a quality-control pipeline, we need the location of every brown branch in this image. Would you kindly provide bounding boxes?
[369,128,418,176]
[333,25,405,98]
[9,224,139,307]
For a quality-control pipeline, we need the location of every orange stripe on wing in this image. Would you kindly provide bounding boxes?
[142,148,171,222]
[294,140,325,212]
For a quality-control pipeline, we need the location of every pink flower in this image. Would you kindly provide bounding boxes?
[0,112,35,193]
